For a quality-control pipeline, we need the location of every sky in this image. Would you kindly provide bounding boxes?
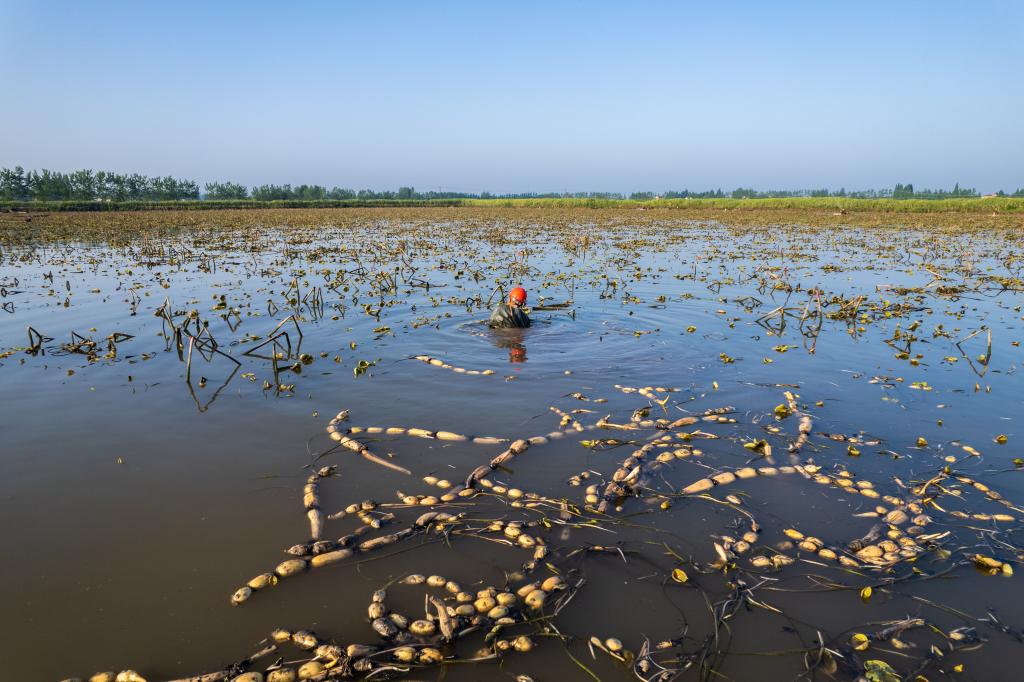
[1,0,1021,193]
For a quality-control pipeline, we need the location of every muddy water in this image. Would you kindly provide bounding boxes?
[1,217,1023,681]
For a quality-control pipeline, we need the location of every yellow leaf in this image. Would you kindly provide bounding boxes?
[671,567,689,583]
[973,554,1002,570]
[851,632,870,651]
[860,586,873,602]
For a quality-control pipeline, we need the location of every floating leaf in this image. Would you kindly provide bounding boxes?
[864,659,899,682]
[851,632,870,651]
[973,554,1003,572]
[671,567,689,583]
[860,586,873,602]
[890,637,911,650]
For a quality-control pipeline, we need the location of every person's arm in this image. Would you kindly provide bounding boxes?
[511,306,531,327]
[489,303,511,327]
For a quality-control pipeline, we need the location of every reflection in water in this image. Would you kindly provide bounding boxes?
[490,327,528,363]
[186,364,239,412]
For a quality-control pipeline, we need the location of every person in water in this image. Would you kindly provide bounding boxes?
[489,286,531,328]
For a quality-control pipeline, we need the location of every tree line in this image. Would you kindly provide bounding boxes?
[2,166,1022,201]
[242,184,482,201]
[0,167,199,201]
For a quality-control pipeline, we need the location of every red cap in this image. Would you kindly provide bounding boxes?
[509,286,527,305]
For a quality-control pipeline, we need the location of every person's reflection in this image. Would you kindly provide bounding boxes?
[491,328,528,363]
[509,344,527,363]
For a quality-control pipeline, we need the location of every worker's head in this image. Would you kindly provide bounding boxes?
[508,286,527,307]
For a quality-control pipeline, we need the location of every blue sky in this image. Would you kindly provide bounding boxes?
[1,0,1021,193]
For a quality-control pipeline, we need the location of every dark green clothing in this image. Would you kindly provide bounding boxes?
[489,303,531,328]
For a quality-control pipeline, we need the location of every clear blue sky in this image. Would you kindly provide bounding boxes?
[1,0,1021,193]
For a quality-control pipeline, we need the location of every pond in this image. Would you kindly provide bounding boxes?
[1,210,1022,681]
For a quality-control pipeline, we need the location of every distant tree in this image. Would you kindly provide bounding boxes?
[68,169,97,200]
[150,176,173,200]
[893,183,915,198]
[327,187,356,199]
[205,181,248,199]
[293,184,326,200]
[29,169,73,200]
[95,171,111,200]
[122,173,146,199]
[251,184,294,200]
[0,166,30,200]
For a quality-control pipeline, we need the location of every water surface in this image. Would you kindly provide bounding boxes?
[1,214,1022,681]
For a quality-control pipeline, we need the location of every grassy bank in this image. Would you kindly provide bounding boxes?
[2,196,1021,213]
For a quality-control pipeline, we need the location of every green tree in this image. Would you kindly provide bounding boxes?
[69,169,97,200]
[205,181,248,199]
[0,166,30,199]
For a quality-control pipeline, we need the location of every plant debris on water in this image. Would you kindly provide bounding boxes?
[1,206,1023,681]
